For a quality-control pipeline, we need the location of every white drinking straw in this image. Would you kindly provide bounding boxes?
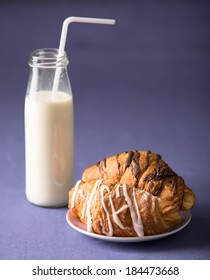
[52,16,116,95]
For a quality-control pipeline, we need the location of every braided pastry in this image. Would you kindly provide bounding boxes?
[82,150,195,210]
[69,180,181,237]
[68,150,195,237]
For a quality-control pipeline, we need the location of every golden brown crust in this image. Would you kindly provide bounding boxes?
[69,150,195,237]
[82,150,195,210]
[69,180,181,237]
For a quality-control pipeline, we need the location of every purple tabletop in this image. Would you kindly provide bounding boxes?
[0,0,210,260]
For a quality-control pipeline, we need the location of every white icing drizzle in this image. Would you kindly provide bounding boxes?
[116,184,121,198]
[99,218,108,236]
[71,180,82,208]
[109,195,125,230]
[101,184,130,235]
[115,204,129,215]
[83,180,144,237]
[132,188,141,224]
[86,180,102,232]
[122,184,144,237]
[100,185,113,236]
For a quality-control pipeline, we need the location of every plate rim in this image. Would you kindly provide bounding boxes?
[66,210,191,242]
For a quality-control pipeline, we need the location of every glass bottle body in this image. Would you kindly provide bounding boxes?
[25,48,74,207]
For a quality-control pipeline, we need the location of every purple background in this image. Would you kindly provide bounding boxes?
[0,0,210,259]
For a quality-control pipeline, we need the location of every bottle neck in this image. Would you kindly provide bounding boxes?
[27,48,71,95]
[28,48,69,68]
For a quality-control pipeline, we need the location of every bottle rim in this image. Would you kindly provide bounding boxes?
[28,48,69,68]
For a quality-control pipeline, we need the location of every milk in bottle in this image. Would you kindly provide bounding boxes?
[25,49,73,207]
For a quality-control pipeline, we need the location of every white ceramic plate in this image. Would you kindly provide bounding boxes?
[66,210,191,242]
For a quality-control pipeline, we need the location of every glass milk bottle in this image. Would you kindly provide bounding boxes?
[25,48,74,207]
